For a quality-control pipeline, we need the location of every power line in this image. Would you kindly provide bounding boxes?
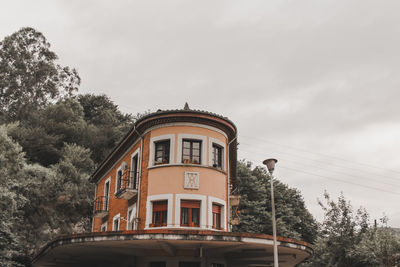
[239,141,400,183]
[239,147,400,188]
[238,156,400,196]
[278,165,400,196]
[240,135,400,174]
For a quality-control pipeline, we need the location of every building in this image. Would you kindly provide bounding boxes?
[33,105,312,267]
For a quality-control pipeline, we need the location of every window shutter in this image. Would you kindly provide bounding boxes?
[153,201,168,212]
[181,200,201,209]
[212,204,221,213]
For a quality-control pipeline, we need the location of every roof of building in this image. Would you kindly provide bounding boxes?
[90,104,237,183]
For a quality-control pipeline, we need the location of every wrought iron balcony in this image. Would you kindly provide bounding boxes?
[93,196,108,218]
[115,171,139,200]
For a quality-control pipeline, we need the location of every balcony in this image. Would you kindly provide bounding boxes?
[115,171,139,200]
[94,196,108,218]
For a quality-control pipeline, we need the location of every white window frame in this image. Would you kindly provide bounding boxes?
[127,204,136,230]
[149,134,175,167]
[115,162,128,194]
[145,194,173,229]
[104,177,111,211]
[130,148,140,188]
[177,134,207,165]
[100,221,107,232]
[208,196,227,231]
[175,194,207,228]
[208,137,226,171]
[112,213,121,231]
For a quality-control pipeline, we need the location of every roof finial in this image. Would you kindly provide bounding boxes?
[184,102,190,110]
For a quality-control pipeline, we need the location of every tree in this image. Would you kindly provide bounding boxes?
[0,125,28,266]
[0,27,80,122]
[351,221,400,266]
[17,144,94,256]
[77,94,133,164]
[301,192,371,267]
[8,98,87,166]
[233,161,318,244]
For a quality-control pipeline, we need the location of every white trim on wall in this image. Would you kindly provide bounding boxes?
[149,134,175,167]
[177,134,207,165]
[104,177,111,211]
[145,194,173,229]
[131,147,140,168]
[174,194,207,228]
[127,204,136,230]
[100,221,107,232]
[112,213,121,231]
[208,196,227,231]
[130,148,140,189]
[144,122,228,139]
[208,137,226,171]
[115,162,128,194]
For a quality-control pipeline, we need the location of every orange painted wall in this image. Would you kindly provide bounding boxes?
[147,166,226,199]
[93,141,141,232]
[93,123,230,232]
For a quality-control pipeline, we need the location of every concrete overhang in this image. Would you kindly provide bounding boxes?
[33,230,312,267]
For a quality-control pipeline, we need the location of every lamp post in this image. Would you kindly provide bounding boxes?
[263,158,279,267]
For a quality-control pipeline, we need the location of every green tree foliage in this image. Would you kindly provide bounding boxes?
[233,161,318,244]
[77,94,133,164]
[18,144,94,254]
[0,27,80,122]
[301,192,400,267]
[351,225,400,266]
[0,128,95,259]
[8,95,133,166]
[0,126,27,266]
[8,98,87,166]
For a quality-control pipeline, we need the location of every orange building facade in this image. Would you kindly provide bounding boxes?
[33,107,312,267]
[91,109,238,234]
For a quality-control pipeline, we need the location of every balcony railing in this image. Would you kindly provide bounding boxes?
[94,196,108,218]
[115,171,139,200]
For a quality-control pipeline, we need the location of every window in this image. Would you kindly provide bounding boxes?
[181,200,200,227]
[212,204,222,229]
[152,201,168,227]
[100,222,107,232]
[179,262,200,267]
[127,205,136,230]
[104,179,110,210]
[211,264,224,267]
[154,140,170,164]
[150,262,166,267]
[116,169,123,192]
[131,154,139,189]
[112,214,120,231]
[212,143,223,168]
[182,139,201,164]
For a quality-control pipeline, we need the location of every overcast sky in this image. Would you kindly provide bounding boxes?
[2,0,400,226]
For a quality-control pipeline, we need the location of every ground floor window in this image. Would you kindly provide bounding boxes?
[179,262,200,267]
[112,214,120,231]
[152,201,168,227]
[212,204,222,229]
[150,262,166,267]
[100,222,107,232]
[181,200,200,227]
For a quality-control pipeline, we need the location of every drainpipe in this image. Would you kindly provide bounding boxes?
[133,125,144,230]
[227,135,237,232]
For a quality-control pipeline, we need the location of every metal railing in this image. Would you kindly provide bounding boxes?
[116,170,139,195]
[94,196,108,214]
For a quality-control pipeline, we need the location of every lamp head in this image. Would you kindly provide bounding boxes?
[263,158,278,174]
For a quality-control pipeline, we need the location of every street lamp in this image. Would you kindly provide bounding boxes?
[263,158,279,267]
